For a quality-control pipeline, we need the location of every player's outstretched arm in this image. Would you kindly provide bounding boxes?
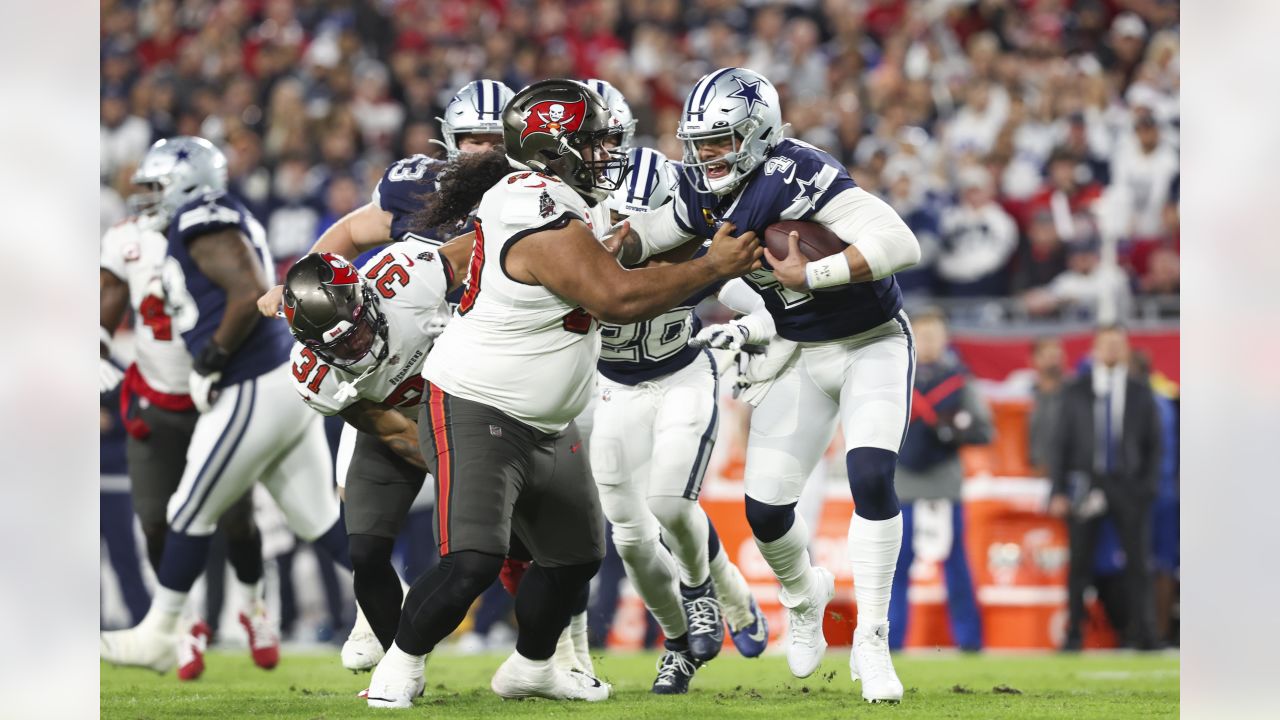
[339,399,428,470]
[508,219,762,325]
[256,202,395,316]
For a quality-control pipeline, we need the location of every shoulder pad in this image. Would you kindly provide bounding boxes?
[174,193,245,240]
[497,172,583,226]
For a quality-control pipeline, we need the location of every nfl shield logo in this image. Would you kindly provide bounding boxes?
[489,425,503,438]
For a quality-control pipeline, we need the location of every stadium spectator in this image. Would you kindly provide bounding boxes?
[1048,326,1162,651]
[889,309,992,652]
[1022,226,1133,320]
[1108,109,1179,242]
[1011,208,1068,296]
[936,165,1018,296]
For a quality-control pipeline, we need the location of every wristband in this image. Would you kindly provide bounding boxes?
[194,342,231,376]
[804,254,852,289]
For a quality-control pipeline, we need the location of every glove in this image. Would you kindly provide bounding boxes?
[690,322,751,351]
[188,369,221,413]
[99,358,124,394]
[499,558,531,597]
[426,305,451,340]
[190,342,230,413]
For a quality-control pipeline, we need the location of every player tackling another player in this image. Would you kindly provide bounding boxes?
[622,67,922,703]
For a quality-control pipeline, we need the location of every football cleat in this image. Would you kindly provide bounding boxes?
[728,597,769,658]
[365,652,426,709]
[177,620,211,681]
[343,605,385,672]
[490,652,610,702]
[651,647,700,695]
[680,580,725,663]
[100,625,178,674]
[239,605,280,670]
[780,566,834,678]
[851,622,904,703]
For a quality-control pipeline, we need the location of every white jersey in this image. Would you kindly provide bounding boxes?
[291,242,451,417]
[99,216,193,394]
[424,171,612,433]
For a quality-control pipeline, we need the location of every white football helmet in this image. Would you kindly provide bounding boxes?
[130,136,228,231]
[677,67,783,196]
[435,79,515,159]
[582,78,636,151]
[606,147,678,216]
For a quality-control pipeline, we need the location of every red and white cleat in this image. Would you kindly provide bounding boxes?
[177,620,211,681]
[239,605,280,670]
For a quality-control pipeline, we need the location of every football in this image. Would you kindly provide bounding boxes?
[762,220,846,262]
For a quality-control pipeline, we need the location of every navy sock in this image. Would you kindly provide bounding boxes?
[311,519,352,570]
[155,530,214,592]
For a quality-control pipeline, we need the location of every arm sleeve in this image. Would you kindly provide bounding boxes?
[811,187,921,280]
[625,199,696,263]
[716,278,775,343]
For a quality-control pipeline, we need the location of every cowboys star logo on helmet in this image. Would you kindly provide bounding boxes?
[519,99,586,142]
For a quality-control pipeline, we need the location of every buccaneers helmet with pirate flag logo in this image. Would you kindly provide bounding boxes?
[503,79,629,203]
[282,253,389,369]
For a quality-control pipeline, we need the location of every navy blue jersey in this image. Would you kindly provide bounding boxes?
[166,192,292,387]
[100,388,128,476]
[673,139,903,342]
[598,286,719,384]
[373,154,471,304]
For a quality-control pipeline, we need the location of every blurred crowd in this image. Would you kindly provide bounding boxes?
[101,0,1180,318]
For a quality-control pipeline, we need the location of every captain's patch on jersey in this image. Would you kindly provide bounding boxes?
[538,189,556,218]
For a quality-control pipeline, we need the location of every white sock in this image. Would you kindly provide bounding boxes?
[510,650,553,677]
[709,550,754,630]
[382,642,425,674]
[140,586,188,635]
[569,611,592,672]
[848,512,903,629]
[552,624,576,672]
[616,540,687,639]
[755,515,815,603]
[235,579,264,614]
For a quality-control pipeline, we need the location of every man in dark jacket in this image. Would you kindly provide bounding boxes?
[889,309,994,651]
[1048,325,1162,650]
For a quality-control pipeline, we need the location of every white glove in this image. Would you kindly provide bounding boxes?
[690,322,751,351]
[426,305,451,340]
[188,370,221,413]
[99,358,124,394]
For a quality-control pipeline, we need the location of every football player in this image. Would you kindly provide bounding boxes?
[100,137,351,677]
[362,79,760,709]
[255,79,512,316]
[620,68,922,703]
[101,209,272,679]
[280,245,461,677]
[591,146,771,693]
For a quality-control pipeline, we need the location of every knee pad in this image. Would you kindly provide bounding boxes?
[646,495,698,533]
[744,496,797,543]
[846,447,900,521]
[442,550,506,598]
[348,534,395,574]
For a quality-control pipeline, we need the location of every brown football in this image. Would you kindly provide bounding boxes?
[763,220,845,262]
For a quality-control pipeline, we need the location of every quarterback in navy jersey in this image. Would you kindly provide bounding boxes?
[623,68,922,703]
[102,137,352,678]
[256,79,513,318]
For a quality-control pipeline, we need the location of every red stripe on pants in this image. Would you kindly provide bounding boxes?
[428,383,452,555]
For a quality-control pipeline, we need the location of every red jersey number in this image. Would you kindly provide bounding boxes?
[562,308,594,335]
[366,254,411,299]
[292,347,331,393]
[384,376,425,408]
[138,295,173,341]
[458,220,486,315]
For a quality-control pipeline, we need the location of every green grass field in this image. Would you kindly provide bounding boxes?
[102,648,1178,719]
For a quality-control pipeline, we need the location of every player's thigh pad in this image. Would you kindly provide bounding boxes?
[255,375,340,541]
[744,353,840,506]
[422,389,529,558]
[343,429,427,539]
[590,379,661,545]
[837,315,915,453]
[166,376,270,535]
[649,354,719,500]
[126,404,198,528]
[517,422,606,567]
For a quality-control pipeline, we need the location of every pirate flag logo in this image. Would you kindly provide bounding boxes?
[519,99,586,143]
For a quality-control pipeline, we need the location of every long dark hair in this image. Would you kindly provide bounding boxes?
[409,149,511,234]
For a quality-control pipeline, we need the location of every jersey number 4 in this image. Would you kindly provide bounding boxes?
[138,294,173,341]
[365,254,411,299]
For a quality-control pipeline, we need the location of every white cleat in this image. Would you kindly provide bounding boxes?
[491,652,610,702]
[850,622,904,703]
[779,566,835,678]
[343,630,385,672]
[100,625,178,674]
[365,652,426,709]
